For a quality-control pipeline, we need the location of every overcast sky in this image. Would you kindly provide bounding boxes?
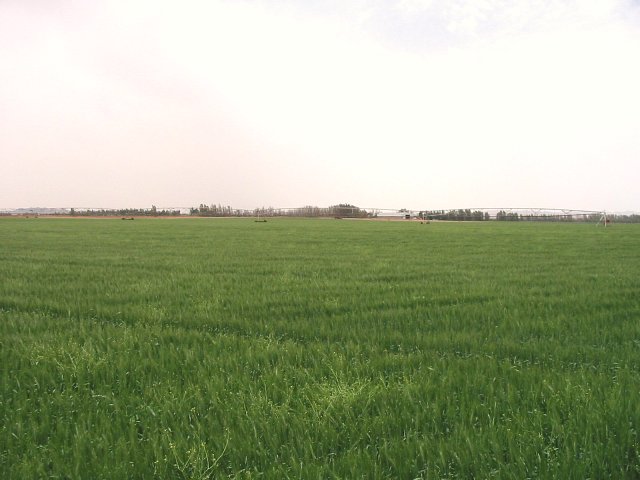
[1,0,639,211]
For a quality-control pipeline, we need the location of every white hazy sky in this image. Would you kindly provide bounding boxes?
[1,0,639,211]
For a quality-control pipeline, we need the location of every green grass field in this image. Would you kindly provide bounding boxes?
[1,218,639,478]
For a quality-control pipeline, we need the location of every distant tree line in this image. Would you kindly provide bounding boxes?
[190,204,239,216]
[418,210,640,223]
[55,205,640,223]
[608,213,640,223]
[420,209,490,221]
[496,212,640,223]
[190,203,371,218]
[70,206,180,216]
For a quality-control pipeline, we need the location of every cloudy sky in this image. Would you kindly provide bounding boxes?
[1,0,639,211]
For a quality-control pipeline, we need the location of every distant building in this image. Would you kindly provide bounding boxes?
[376,211,413,220]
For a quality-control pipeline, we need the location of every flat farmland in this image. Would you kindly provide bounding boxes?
[1,218,639,478]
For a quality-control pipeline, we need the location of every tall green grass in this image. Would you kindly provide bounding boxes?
[1,218,639,478]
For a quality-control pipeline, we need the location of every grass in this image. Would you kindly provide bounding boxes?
[1,217,639,478]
